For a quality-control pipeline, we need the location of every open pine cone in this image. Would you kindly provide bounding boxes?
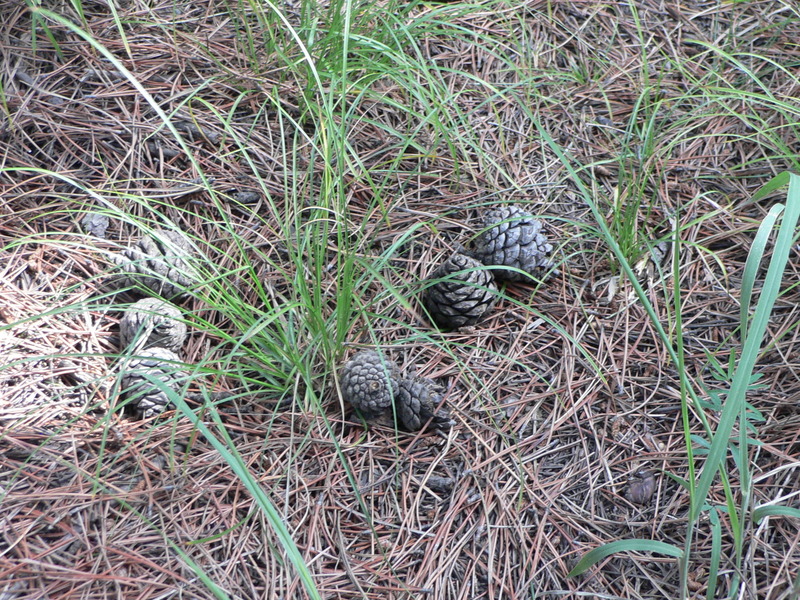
[340,350,401,419]
[472,205,553,281]
[422,252,498,330]
[121,347,188,418]
[396,376,453,432]
[113,229,197,300]
[120,298,187,352]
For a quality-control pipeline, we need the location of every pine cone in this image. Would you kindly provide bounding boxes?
[625,470,656,505]
[423,252,498,330]
[472,205,553,281]
[340,350,400,419]
[396,376,453,432]
[120,298,187,352]
[113,229,197,300]
[121,347,188,418]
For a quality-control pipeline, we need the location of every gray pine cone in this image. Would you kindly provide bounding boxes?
[423,252,498,330]
[120,298,187,352]
[121,347,188,418]
[472,205,553,281]
[340,350,400,419]
[114,229,196,300]
[396,376,453,432]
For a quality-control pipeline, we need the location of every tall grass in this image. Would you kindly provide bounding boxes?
[565,169,800,597]
[552,9,800,592]
[21,1,510,596]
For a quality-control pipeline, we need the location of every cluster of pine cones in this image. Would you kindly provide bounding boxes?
[112,229,197,418]
[423,204,553,330]
[340,204,553,432]
[340,350,453,432]
[110,206,553,430]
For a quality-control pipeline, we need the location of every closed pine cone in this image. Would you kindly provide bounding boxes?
[340,350,400,419]
[120,298,187,352]
[396,376,452,432]
[113,229,196,300]
[121,347,188,418]
[472,205,553,281]
[423,252,498,330]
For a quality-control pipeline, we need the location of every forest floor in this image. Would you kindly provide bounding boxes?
[1,1,799,598]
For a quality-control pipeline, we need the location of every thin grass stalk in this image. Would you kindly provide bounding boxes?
[168,387,323,600]
[669,203,695,593]
[691,173,800,594]
[541,83,799,592]
[29,9,325,596]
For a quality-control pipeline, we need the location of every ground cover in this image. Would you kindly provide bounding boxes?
[1,0,799,598]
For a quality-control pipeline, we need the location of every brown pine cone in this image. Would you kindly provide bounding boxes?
[340,350,400,419]
[422,252,498,330]
[120,298,187,352]
[472,205,553,281]
[121,347,188,418]
[113,229,197,300]
[396,376,453,432]
[625,470,656,505]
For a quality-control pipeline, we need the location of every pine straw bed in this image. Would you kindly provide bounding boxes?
[2,0,800,598]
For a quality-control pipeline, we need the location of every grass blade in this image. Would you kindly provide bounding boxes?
[692,173,800,521]
[568,540,683,577]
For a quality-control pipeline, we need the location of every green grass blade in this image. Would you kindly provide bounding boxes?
[753,505,800,523]
[692,173,800,521]
[706,507,722,600]
[155,382,322,600]
[567,540,683,578]
[748,171,791,205]
[739,203,783,339]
